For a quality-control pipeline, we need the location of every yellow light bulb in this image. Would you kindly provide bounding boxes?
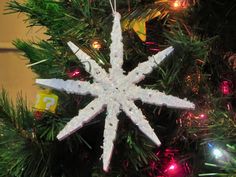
[171,0,188,10]
[173,1,181,8]
[92,40,102,50]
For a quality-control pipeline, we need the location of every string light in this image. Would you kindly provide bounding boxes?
[227,103,233,111]
[67,68,81,78]
[91,39,102,50]
[185,111,208,119]
[184,71,201,94]
[72,70,80,77]
[212,148,223,159]
[219,80,233,95]
[173,0,181,8]
[145,41,160,52]
[164,160,179,175]
[199,113,207,119]
[149,149,191,176]
[168,164,176,171]
[170,0,189,10]
[208,143,230,162]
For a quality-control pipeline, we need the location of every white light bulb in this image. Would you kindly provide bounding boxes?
[213,148,223,159]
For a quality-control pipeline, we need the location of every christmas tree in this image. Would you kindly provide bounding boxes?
[1,0,236,176]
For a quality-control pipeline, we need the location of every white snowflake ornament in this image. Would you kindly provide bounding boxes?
[36,12,195,172]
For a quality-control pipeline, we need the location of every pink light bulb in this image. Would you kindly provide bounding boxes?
[67,68,81,78]
[220,81,233,95]
[168,164,176,170]
[165,161,178,174]
[199,113,207,119]
[72,70,80,77]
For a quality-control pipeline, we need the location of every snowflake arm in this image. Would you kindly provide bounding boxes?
[128,86,195,109]
[36,79,103,96]
[124,46,174,84]
[57,98,105,140]
[103,101,120,172]
[109,12,124,81]
[121,99,161,146]
[67,42,110,84]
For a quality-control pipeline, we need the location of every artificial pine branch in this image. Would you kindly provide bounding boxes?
[4,0,236,176]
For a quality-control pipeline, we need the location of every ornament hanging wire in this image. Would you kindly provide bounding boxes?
[109,0,117,13]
